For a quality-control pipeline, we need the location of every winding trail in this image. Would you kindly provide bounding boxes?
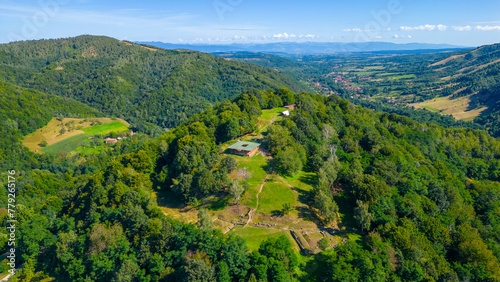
[244,176,267,228]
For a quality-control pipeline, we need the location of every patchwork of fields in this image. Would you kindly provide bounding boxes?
[23,117,130,155]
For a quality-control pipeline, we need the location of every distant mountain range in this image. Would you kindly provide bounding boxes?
[137,41,468,54]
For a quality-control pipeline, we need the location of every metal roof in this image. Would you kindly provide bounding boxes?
[228,141,260,151]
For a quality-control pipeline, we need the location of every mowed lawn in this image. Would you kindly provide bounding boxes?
[254,107,288,135]
[231,226,297,252]
[260,107,287,121]
[42,134,90,155]
[258,180,296,214]
[283,171,316,192]
[230,153,269,209]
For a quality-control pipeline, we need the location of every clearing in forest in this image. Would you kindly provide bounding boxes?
[156,106,356,253]
[23,117,129,154]
[411,95,488,121]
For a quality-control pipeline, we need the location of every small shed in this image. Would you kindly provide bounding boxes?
[281,110,290,116]
[228,141,261,157]
[106,138,118,144]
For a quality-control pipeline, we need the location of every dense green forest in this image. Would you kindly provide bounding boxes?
[2,84,500,281]
[0,35,306,129]
[1,36,500,281]
[0,79,102,171]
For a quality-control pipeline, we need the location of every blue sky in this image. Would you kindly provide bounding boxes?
[1,0,499,46]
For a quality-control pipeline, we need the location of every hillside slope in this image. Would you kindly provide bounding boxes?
[0,35,306,128]
[0,79,102,170]
[1,87,500,280]
[217,43,500,136]
[158,89,500,280]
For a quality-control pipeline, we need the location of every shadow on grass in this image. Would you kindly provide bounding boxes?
[271,210,284,217]
[262,159,275,174]
[209,197,230,211]
[292,186,312,206]
[296,206,321,225]
[334,192,356,228]
[299,173,317,187]
[155,189,186,209]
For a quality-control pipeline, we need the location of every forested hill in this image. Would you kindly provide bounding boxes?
[0,35,306,128]
[410,42,500,135]
[4,88,500,281]
[0,79,102,170]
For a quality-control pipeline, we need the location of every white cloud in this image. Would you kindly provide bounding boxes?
[271,33,316,40]
[475,25,500,31]
[400,24,448,31]
[437,24,448,31]
[452,25,472,31]
[399,24,500,32]
[393,34,412,39]
[273,32,296,39]
[344,28,374,32]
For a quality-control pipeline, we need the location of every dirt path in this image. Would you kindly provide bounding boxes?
[244,177,267,228]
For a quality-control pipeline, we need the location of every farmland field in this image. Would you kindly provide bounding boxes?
[412,95,488,120]
[42,134,90,155]
[23,117,129,154]
[82,121,129,135]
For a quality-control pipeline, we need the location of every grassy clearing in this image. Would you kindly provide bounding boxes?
[82,121,128,135]
[42,134,90,155]
[154,189,199,224]
[23,117,129,153]
[388,74,416,80]
[253,107,287,136]
[283,171,316,192]
[420,106,440,112]
[430,54,465,67]
[261,107,287,121]
[461,116,476,122]
[377,72,399,77]
[232,226,299,252]
[72,144,105,155]
[230,154,269,208]
[258,180,296,215]
[412,95,488,120]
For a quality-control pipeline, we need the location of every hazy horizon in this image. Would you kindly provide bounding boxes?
[1,0,499,46]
